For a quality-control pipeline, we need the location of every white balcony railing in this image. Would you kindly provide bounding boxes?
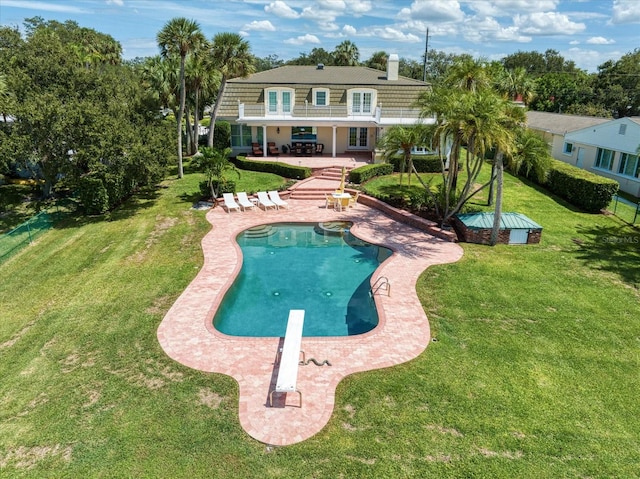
[238,103,425,122]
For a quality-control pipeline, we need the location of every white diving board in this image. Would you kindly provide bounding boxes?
[269,309,305,407]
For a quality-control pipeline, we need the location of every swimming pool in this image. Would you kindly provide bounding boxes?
[213,222,392,337]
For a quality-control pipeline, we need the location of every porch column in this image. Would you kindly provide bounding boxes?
[332,125,337,158]
[262,125,267,157]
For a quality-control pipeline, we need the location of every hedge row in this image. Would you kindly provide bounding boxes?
[388,154,443,173]
[233,156,311,180]
[540,159,619,212]
[348,163,394,184]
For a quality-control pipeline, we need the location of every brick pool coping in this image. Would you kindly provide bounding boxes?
[157,200,463,446]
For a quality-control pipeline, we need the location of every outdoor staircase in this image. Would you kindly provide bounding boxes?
[288,166,353,201]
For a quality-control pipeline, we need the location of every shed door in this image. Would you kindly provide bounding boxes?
[509,229,529,244]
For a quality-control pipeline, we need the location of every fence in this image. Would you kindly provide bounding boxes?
[610,195,639,225]
[0,211,55,264]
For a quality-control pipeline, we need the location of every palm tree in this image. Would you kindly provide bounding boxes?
[157,18,205,178]
[141,55,179,114]
[332,40,360,66]
[206,32,255,148]
[185,44,217,155]
[497,66,536,105]
[377,124,432,187]
[193,147,238,202]
[365,51,388,71]
[444,56,491,92]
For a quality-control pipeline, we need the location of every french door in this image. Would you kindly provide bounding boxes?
[348,127,368,149]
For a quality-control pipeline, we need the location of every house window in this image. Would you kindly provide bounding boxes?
[619,124,627,135]
[348,89,376,114]
[268,91,278,113]
[563,142,573,155]
[618,153,640,178]
[282,91,291,113]
[595,148,614,171]
[231,124,252,147]
[313,88,329,106]
[265,88,295,115]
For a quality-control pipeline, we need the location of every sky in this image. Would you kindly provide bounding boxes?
[1,0,638,72]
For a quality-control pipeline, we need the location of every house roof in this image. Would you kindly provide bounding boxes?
[218,65,430,120]
[526,111,610,135]
[456,212,542,230]
[229,65,427,87]
[564,116,640,153]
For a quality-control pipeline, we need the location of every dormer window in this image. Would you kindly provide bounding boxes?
[348,88,376,115]
[265,88,295,115]
[313,88,330,106]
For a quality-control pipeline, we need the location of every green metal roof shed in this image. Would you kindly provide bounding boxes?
[454,212,543,245]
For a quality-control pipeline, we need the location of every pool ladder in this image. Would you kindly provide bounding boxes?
[370,276,391,297]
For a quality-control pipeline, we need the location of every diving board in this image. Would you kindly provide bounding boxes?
[269,310,305,408]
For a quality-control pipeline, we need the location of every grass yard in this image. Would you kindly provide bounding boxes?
[0,166,639,478]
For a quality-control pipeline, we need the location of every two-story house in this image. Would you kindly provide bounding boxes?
[216,54,433,158]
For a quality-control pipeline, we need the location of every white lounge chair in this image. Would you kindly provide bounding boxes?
[222,193,240,213]
[236,192,256,211]
[268,190,289,209]
[257,191,277,211]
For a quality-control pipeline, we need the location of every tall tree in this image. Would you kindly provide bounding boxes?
[206,32,255,148]
[157,17,205,178]
[365,51,388,71]
[332,40,359,66]
[377,124,432,187]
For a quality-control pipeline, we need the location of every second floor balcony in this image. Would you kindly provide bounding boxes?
[237,103,431,125]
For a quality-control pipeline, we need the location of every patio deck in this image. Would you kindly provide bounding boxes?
[157,190,463,446]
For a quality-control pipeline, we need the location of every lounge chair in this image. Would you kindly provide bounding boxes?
[251,142,264,156]
[268,190,289,209]
[222,193,241,213]
[314,143,324,155]
[257,191,277,211]
[268,142,280,156]
[325,193,337,210]
[348,191,360,208]
[236,192,256,211]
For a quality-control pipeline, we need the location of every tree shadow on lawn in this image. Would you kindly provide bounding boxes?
[53,187,162,230]
[572,223,640,288]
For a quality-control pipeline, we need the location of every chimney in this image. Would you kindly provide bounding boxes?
[387,54,399,81]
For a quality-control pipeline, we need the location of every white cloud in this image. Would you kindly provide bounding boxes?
[106,0,124,6]
[586,36,615,45]
[564,47,620,72]
[347,0,372,16]
[342,24,357,36]
[284,34,321,45]
[264,1,300,19]
[2,0,89,13]
[514,12,585,35]
[243,20,276,32]
[469,0,559,17]
[462,16,531,44]
[611,0,640,24]
[362,26,421,42]
[397,0,465,22]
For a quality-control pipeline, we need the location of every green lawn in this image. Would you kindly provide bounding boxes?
[1,166,639,478]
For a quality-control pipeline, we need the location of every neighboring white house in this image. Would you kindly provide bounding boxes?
[216,55,434,159]
[526,111,640,197]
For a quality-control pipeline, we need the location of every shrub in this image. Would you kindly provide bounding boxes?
[388,155,443,173]
[77,175,109,215]
[349,163,394,184]
[199,179,236,199]
[233,156,311,179]
[542,160,619,212]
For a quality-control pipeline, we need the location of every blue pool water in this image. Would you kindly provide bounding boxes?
[213,222,392,337]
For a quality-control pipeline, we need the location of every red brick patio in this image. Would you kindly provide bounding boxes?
[157,199,463,446]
